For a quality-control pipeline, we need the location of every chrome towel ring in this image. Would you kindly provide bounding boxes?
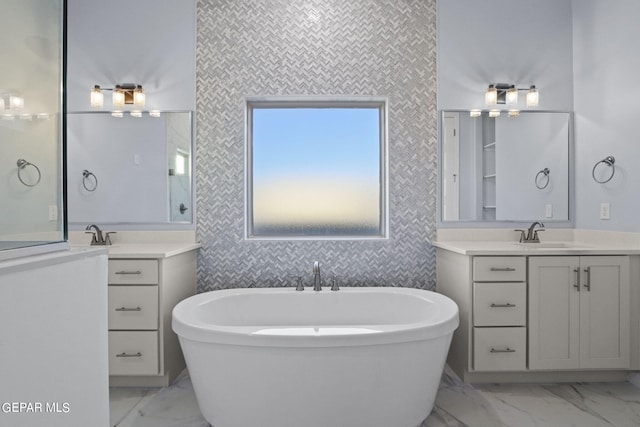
[535,168,550,189]
[16,159,41,187]
[82,169,98,192]
[592,156,615,184]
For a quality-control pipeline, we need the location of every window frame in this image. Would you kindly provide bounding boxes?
[244,96,389,240]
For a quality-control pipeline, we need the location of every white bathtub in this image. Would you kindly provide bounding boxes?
[172,287,458,427]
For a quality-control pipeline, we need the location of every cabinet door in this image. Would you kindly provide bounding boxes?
[579,256,630,369]
[529,256,580,370]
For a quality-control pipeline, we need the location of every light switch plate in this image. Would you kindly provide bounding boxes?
[600,203,610,220]
[545,204,553,218]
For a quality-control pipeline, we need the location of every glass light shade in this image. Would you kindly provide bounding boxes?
[111,110,123,118]
[112,87,125,108]
[506,86,518,106]
[130,110,142,118]
[149,110,161,118]
[489,109,500,118]
[526,86,539,107]
[485,85,498,106]
[469,109,482,118]
[508,109,520,117]
[133,85,145,108]
[9,95,24,110]
[90,86,104,108]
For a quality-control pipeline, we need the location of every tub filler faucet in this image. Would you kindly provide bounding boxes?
[313,261,322,291]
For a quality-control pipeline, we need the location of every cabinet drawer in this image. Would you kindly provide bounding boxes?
[474,327,526,371]
[474,282,526,326]
[108,259,158,285]
[473,257,526,282]
[108,286,158,330]
[108,331,158,376]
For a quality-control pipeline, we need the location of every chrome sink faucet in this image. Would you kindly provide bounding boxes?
[85,224,114,245]
[313,261,322,291]
[515,221,545,243]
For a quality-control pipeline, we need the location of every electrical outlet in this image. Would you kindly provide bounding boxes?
[545,204,553,218]
[600,203,610,220]
[48,205,58,221]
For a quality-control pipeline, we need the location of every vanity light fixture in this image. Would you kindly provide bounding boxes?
[1,94,25,111]
[469,109,482,118]
[489,109,500,118]
[484,83,539,108]
[90,83,145,109]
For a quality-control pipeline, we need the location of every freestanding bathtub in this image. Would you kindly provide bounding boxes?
[172,286,458,427]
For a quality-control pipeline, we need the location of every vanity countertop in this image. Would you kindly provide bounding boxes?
[71,242,201,259]
[433,240,640,256]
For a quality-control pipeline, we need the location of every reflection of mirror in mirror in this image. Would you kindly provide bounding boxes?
[440,111,570,223]
[66,111,193,227]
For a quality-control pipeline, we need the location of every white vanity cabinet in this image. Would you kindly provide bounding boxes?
[107,248,198,387]
[436,244,634,383]
[529,256,630,370]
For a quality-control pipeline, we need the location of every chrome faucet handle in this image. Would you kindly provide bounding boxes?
[532,229,545,243]
[514,229,526,243]
[330,275,340,291]
[84,231,98,244]
[294,276,304,291]
[104,232,116,246]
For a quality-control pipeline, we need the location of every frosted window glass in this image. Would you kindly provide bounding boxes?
[248,102,386,238]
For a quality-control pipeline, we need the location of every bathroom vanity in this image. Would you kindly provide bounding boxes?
[104,243,200,387]
[435,231,640,383]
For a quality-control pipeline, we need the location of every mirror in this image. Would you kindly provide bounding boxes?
[66,111,194,228]
[440,110,571,223]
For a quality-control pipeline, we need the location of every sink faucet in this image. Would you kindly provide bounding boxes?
[313,261,322,291]
[85,224,114,245]
[515,221,545,243]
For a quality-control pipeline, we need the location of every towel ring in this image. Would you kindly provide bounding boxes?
[592,156,615,184]
[535,168,550,190]
[82,169,98,192]
[16,159,41,187]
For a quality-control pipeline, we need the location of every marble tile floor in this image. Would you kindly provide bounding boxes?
[110,367,640,427]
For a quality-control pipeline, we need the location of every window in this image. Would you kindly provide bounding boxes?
[246,98,387,239]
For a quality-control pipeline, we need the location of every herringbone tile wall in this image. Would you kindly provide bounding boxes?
[196,0,437,291]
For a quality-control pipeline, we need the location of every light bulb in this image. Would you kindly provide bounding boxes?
[526,85,539,107]
[112,86,125,108]
[9,95,24,110]
[506,85,518,106]
[133,85,145,108]
[90,85,103,108]
[485,85,498,106]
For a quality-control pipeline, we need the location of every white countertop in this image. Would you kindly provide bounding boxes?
[433,240,640,256]
[71,242,201,259]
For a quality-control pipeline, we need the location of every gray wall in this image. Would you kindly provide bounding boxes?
[573,0,640,231]
[196,0,438,291]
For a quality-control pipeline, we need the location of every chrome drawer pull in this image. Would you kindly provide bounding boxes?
[490,303,516,308]
[489,267,516,272]
[584,267,591,291]
[115,270,142,275]
[490,347,516,353]
[115,306,142,312]
[115,352,142,358]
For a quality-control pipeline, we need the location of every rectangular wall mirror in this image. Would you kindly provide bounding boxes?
[66,111,194,229]
[439,110,571,225]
